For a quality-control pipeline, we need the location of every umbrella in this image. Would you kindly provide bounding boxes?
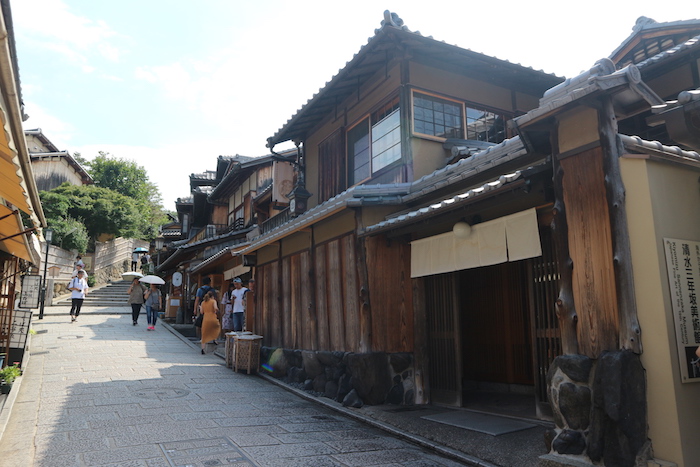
[133,247,149,253]
[122,272,143,281]
[139,275,165,285]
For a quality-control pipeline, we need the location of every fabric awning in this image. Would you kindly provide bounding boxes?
[410,208,542,278]
[0,204,36,262]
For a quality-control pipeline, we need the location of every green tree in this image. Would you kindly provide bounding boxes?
[48,217,89,253]
[40,184,142,243]
[85,152,166,238]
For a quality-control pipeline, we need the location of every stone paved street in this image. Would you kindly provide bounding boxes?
[0,310,470,467]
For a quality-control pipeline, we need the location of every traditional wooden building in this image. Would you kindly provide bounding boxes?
[240,12,700,466]
[158,154,294,324]
[240,10,562,406]
[25,128,92,191]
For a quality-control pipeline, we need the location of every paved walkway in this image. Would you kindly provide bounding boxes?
[1,305,554,466]
[0,307,472,467]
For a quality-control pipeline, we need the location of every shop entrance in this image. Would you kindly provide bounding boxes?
[424,227,560,419]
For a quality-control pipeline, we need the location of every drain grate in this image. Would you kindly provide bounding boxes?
[58,335,84,340]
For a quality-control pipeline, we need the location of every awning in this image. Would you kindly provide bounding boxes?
[410,208,541,278]
[0,204,36,262]
[224,264,250,281]
[0,133,32,215]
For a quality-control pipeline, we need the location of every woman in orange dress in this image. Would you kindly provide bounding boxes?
[200,291,221,354]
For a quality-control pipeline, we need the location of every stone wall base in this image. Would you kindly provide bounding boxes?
[545,350,649,467]
[261,347,415,407]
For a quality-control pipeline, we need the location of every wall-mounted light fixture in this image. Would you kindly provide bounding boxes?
[453,221,472,239]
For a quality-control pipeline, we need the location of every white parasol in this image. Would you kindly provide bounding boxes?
[139,275,165,285]
[122,271,143,281]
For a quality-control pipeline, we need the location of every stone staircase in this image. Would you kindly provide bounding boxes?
[54,280,132,307]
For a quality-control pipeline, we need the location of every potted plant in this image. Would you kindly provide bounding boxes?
[0,364,21,394]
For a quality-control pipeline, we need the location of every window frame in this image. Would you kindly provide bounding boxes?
[411,89,511,144]
[346,95,402,187]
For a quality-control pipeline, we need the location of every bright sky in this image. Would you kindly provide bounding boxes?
[11,0,697,210]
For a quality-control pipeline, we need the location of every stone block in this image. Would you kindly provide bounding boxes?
[302,350,324,378]
[559,382,591,430]
[346,352,392,405]
[548,354,593,384]
[552,429,586,455]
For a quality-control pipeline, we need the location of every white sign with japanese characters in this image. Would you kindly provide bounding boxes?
[663,238,700,383]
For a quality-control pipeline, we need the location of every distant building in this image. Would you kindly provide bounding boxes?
[25,128,92,191]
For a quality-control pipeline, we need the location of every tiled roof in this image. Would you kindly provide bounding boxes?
[190,170,217,181]
[403,136,527,203]
[609,17,700,61]
[619,134,700,161]
[362,171,523,236]
[635,34,700,70]
[268,11,562,146]
[241,184,409,254]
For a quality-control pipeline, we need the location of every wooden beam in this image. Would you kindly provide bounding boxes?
[599,96,643,354]
[551,127,579,355]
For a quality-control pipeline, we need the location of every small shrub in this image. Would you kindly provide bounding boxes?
[0,365,21,384]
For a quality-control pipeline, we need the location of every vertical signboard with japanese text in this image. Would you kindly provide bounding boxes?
[663,238,700,383]
[19,274,41,309]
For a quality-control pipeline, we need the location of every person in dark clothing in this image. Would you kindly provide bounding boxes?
[127,278,146,325]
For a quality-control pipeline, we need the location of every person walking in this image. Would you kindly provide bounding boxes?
[131,251,140,272]
[230,277,248,332]
[220,282,236,336]
[200,291,220,354]
[127,278,146,326]
[68,270,88,322]
[193,277,215,342]
[143,283,161,331]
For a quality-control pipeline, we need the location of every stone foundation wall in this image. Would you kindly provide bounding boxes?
[546,350,650,467]
[93,260,130,286]
[261,347,415,407]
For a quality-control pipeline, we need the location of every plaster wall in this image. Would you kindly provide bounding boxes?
[558,107,599,154]
[313,210,355,245]
[409,62,514,111]
[621,156,700,466]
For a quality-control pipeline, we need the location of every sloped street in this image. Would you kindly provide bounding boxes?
[0,307,479,467]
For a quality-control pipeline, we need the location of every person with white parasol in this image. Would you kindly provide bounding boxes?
[127,275,146,326]
[140,276,164,331]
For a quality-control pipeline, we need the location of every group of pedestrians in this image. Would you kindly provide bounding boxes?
[193,276,253,354]
[131,250,154,274]
[126,278,161,330]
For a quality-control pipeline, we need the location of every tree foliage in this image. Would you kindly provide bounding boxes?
[40,184,142,242]
[48,217,89,253]
[85,152,166,238]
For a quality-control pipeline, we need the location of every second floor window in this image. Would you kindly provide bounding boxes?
[348,97,401,185]
[413,91,508,144]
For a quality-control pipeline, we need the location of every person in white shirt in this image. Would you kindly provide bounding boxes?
[71,263,89,279]
[131,252,140,272]
[68,270,89,322]
[230,277,248,332]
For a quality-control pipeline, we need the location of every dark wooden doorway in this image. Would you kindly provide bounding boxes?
[424,273,462,406]
[459,261,534,386]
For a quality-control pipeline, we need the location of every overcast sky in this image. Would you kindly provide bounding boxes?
[11,0,697,209]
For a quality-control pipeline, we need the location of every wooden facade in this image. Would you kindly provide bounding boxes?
[255,231,413,353]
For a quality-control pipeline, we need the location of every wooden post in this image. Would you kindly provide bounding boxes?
[355,210,373,353]
[599,97,643,354]
[551,131,580,355]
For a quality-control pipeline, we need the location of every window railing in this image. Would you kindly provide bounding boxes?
[260,208,292,234]
[215,218,247,235]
